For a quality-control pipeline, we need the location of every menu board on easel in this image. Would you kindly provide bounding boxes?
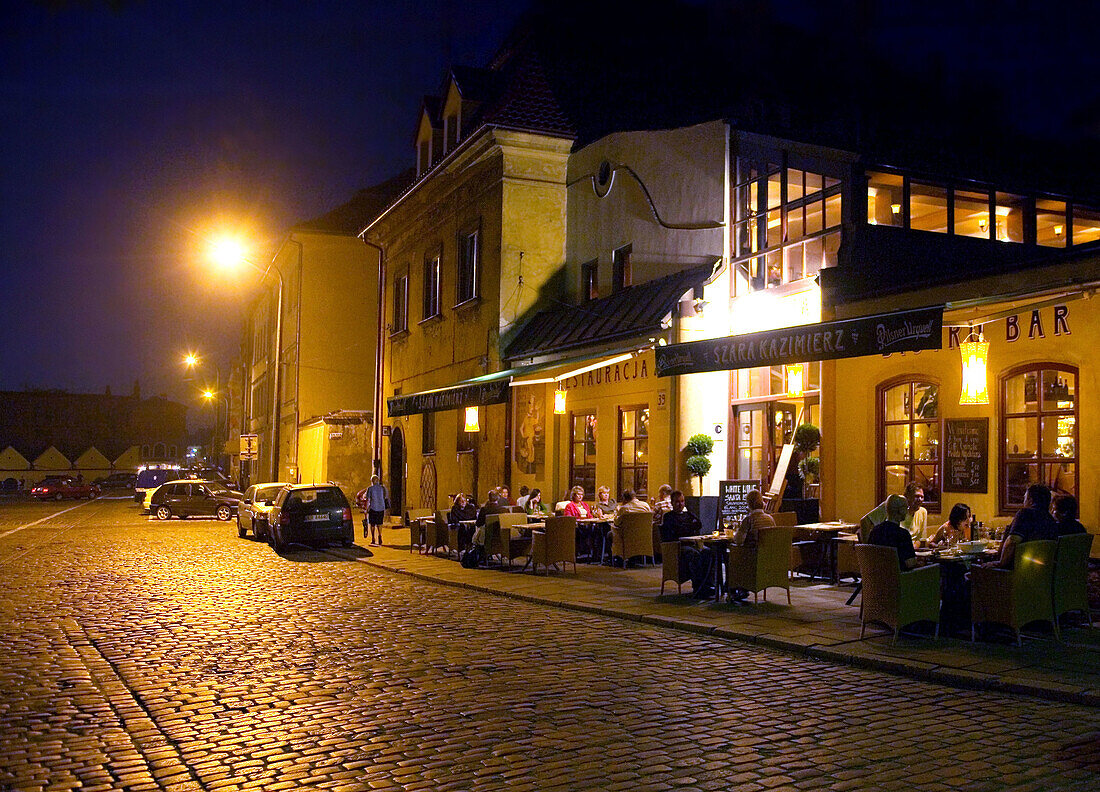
[767,444,795,501]
[945,418,988,493]
[716,480,757,532]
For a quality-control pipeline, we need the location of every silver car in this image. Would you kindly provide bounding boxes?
[237,482,291,540]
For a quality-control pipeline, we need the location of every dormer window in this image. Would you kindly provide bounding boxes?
[445,114,459,151]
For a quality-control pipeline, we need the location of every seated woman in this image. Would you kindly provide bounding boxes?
[593,486,617,518]
[525,488,549,516]
[929,502,971,548]
[563,485,594,519]
[448,493,478,548]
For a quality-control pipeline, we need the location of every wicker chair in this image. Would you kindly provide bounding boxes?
[971,539,1059,645]
[726,525,794,604]
[855,544,941,644]
[425,510,450,556]
[406,508,433,553]
[660,541,692,594]
[611,511,656,567]
[1053,532,1093,628]
[483,513,532,568]
[530,515,577,575]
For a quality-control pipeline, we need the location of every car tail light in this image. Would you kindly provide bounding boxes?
[342,507,352,522]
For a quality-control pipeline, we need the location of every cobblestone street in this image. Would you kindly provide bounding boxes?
[1,498,1097,791]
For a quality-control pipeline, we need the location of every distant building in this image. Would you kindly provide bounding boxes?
[0,384,187,484]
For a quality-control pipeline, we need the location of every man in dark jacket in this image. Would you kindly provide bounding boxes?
[869,494,926,571]
[985,484,1058,569]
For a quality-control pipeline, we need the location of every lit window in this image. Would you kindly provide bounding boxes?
[878,379,941,511]
[954,189,991,239]
[1072,205,1100,247]
[909,182,949,233]
[995,192,1027,243]
[1001,366,1076,512]
[618,406,649,499]
[1036,198,1067,248]
[866,171,904,227]
[456,228,479,305]
[570,412,597,496]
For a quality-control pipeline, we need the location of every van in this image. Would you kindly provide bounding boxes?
[134,465,181,503]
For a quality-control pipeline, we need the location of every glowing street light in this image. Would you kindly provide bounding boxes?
[209,236,248,271]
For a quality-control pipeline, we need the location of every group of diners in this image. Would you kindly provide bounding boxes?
[440,483,716,566]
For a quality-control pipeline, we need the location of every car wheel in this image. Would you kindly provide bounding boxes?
[252,517,265,541]
[273,527,287,552]
[216,505,232,522]
[155,505,171,520]
[55,492,64,501]
[237,518,247,538]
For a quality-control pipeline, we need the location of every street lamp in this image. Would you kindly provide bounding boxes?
[207,237,286,483]
[202,389,231,465]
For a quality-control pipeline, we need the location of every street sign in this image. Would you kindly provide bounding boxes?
[240,434,259,460]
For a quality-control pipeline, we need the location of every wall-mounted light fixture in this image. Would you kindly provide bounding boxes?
[959,331,990,405]
[785,363,805,397]
[554,388,567,415]
[890,203,901,215]
[464,406,480,432]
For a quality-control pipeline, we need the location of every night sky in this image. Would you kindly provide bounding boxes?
[2,0,1098,414]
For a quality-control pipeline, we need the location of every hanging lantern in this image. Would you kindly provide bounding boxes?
[786,363,805,397]
[959,336,990,405]
[464,405,480,432]
[554,387,567,414]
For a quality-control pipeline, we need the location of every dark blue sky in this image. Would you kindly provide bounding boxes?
[0,0,530,402]
[1,0,1097,409]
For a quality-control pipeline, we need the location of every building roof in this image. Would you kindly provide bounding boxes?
[504,263,716,362]
[295,169,416,235]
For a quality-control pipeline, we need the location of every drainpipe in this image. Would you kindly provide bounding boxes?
[361,236,386,478]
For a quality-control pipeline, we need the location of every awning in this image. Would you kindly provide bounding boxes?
[504,262,716,362]
[387,377,511,418]
[654,305,944,377]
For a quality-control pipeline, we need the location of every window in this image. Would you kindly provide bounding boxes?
[867,171,904,227]
[422,251,441,320]
[1073,205,1100,246]
[618,406,649,499]
[1036,199,1067,248]
[581,259,599,301]
[422,411,435,455]
[570,412,597,497]
[909,182,949,233]
[612,244,632,291]
[1001,365,1077,513]
[878,379,940,511]
[456,228,479,305]
[392,274,408,334]
[995,192,1027,243]
[954,189,991,238]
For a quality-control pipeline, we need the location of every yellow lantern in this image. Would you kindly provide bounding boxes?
[959,337,990,405]
[554,388,567,414]
[785,363,805,397]
[464,406,480,432]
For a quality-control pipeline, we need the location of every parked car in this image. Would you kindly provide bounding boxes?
[31,477,100,500]
[184,467,234,488]
[134,465,181,503]
[150,480,242,521]
[269,484,354,551]
[95,472,137,490]
[237,482,291,540]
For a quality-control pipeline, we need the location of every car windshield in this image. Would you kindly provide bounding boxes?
[256,485,284,501]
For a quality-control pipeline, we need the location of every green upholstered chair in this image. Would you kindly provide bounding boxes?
[530,515,577,575]
[970,539,1059,645]
[1053,533,1093,628]
[726,525,794,604]
[855,544,941,644]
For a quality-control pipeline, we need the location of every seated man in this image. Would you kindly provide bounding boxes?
[985,483,1058,570]
[608,489,653,565]
[1053,493,1087,537]
[660,490,707,596]
[728,489,776,601]
[652,484,674,523]
[472,490,508,545]
[861,482,928,545]
[868,494,926,570]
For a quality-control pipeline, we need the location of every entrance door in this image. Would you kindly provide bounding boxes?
[389,427,405,519]
[732,401,799,489]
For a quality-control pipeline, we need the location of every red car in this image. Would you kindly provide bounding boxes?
[31,477,100,501]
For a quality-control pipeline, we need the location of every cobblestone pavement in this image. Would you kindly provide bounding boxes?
[1,499,1098,792]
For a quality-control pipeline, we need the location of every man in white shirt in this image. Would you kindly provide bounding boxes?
[860,482,928,544]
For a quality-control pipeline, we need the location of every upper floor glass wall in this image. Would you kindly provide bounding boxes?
[733,154,843,294]
[867,169,1100,248]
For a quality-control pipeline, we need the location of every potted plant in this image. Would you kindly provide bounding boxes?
[793,423,822,497]
[685,433,715,493]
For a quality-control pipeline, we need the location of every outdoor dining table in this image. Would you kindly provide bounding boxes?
[577,516,611,562]
[793,521,858,582]
[915,541,1002,634]
[680,533,731,601]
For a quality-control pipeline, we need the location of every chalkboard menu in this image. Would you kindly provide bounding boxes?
[716,480,757,532]
[945,418,988,493]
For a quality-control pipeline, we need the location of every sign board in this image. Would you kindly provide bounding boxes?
[716,480,758,532]
[387,378,510,417]
[945,418,988,493]
[239,434,259,460]
[655,305,944,376]
[767,444,795,499]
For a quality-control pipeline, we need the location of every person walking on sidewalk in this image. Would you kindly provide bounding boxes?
[360,475,389,545]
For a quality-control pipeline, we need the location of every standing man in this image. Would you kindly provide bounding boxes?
[360,475,389,546]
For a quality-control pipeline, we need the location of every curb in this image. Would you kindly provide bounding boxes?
[341,548,1100,708]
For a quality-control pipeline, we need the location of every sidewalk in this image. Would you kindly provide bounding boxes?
[338,526,1100,707]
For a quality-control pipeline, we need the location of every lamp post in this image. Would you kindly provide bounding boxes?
[183,352,223,465]
[202,389,230,465]
[209,237,285,483]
